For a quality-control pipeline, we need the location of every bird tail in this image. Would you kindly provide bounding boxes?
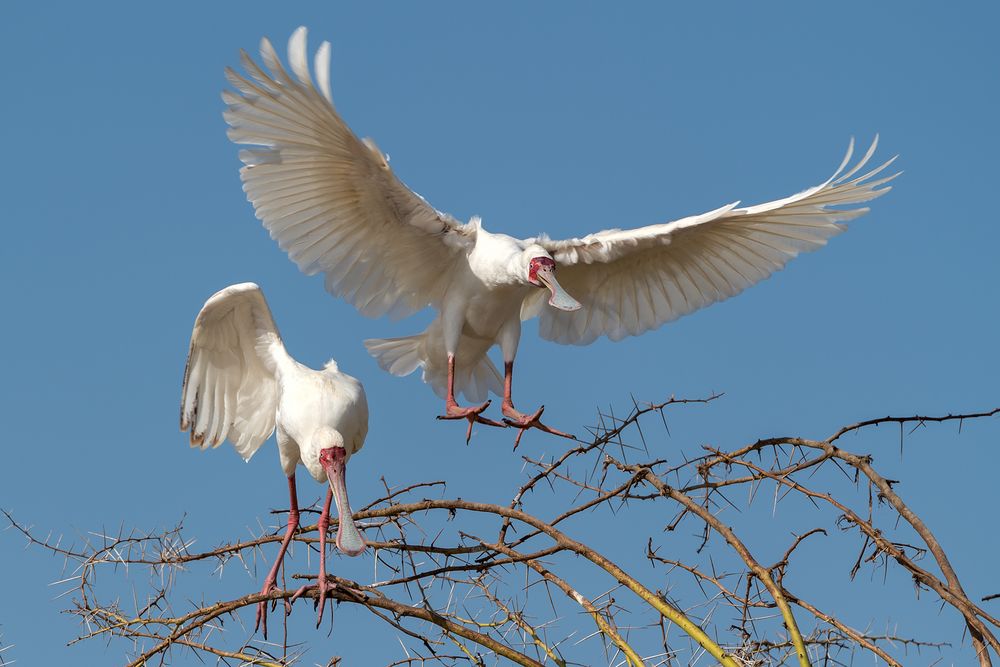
[364,329,502,404]
[364,335,425,378]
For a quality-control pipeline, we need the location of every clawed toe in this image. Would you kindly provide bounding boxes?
[315,578,333,627]
[434,396,573,447]
[290,576,335,628]
[437,400,506,443]
[439,399,491,420]
[254,600,267,638]
[254,581,279,639]
[502,404,575,448]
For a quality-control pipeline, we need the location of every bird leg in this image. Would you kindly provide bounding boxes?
[288,489,336,627]
[255,474,300,639]
[500,361,575,448]
[314,488,335,627]
[291,447,366,628]
[436,353,505,443]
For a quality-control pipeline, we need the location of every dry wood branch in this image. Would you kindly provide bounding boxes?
[615,461,811,667]
[474,536,646,667]
[706,446,999,660]
[5,397,996,666]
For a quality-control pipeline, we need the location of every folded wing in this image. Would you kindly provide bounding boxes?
[224,27,475,319]
[180,283,285,460]
[529,138,898,345]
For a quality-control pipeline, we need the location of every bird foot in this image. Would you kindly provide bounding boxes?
[437,399,506,444]
[290,574,336,628]
[254,579,289,639]
[502,404,575,449]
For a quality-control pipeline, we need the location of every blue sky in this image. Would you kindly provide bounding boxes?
[2,2,998,665]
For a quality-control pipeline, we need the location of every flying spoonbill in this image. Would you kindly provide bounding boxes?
[223,28,897,444]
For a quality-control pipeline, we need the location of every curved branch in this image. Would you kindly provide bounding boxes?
[616,462,812,667]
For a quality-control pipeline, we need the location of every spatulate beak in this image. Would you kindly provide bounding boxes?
[538,269,581,311]
[320,447,366,557]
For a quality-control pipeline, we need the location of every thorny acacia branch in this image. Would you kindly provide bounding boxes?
[5,396,997,666]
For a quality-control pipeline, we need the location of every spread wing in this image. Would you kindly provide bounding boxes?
[180,283,286,460]
[527,138,898,345]
[224,27,475,320]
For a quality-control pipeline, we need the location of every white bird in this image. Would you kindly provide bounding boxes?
[180,282,368,636]
[223,28,897,444]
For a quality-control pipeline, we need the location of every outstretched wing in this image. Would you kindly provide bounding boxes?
[528,138,898,345]
[180,283,286,460]
[224,27,475,320]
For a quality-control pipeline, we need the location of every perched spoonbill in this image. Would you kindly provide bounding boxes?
[224,28,897,444]
[180,282,368,636]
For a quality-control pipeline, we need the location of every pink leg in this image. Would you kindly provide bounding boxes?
[255,475,300,639]
[290,489,337,626]
[436,353,505,443]
[500,360,575,448]
[314,488,335,627]
[291,448,365,623]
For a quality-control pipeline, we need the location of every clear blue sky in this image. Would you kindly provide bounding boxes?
[2,2,998,665]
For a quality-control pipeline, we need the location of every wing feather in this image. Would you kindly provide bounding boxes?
[180,283,286,460]
[225,28,476,319]
[535,138,898,345]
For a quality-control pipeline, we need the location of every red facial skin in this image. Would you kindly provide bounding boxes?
[318,446,342,469]
[528,257,556,286]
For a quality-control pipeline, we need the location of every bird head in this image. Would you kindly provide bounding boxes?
[318,435,366,557]
[527,256,581,311]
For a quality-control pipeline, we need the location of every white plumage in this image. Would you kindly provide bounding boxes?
[224,28,897,438]
[180,282,368,634]
[527,137,894,345]
[180,283,280,460]
[180,282,367,479]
